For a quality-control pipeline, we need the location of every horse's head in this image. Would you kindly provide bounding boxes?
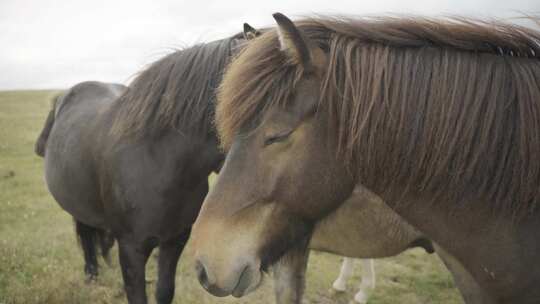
[191,13,355,297]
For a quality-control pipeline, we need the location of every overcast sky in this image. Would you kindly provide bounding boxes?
[1,0,539,90]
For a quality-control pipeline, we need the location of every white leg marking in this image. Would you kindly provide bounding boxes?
[353,259,376,304]
[332,257,355,292]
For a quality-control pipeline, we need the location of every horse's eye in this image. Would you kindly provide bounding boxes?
[264,131,292,146]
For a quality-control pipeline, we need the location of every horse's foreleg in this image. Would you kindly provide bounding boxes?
[435,244,494,304]
[118,238,152,304]
[155,228,191,304]
[332,257,355,291]
[272,240,310,304]
[353,259,375,304]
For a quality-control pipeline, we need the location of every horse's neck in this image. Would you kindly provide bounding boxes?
[381,192,534,299]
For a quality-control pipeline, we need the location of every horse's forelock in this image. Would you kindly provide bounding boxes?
[216,31,306,150]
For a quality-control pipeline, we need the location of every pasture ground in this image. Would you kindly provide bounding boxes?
[0,90,462,303]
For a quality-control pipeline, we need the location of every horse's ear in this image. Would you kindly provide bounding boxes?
[272,12,317,68]
[243,23,261,40]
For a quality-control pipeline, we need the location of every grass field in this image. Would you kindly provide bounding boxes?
[0,90,463,304]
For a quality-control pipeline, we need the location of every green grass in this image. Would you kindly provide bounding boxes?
[0,90,463,303]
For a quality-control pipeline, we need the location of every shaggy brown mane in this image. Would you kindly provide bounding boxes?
[217,16,540,217]
[110,35,241,139]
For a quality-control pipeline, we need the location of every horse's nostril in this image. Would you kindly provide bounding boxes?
[232,265,252,297]
[195,260,209,287]
[195,259,231,297]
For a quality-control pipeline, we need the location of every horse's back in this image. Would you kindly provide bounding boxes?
[44,81,126,228]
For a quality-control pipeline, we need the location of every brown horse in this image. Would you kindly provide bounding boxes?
[238,25,440,304]
[191,13,540,303]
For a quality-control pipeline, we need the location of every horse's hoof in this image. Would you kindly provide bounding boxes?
[332,281,347,293]
[352,291,369,304]
[85,274,97,284]
[328,288,344,296]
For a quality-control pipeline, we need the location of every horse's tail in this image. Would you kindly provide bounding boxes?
[74,219,115,267]
[35,94,61,157]
[408,237,435,254]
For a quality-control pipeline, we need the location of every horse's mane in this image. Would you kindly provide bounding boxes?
[110,35,241,139]
[217,16,540,218]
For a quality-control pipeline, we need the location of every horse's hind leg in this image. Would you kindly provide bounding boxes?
[118,238,153,304]
[353,259,375,304]
[75,220,99,282]
[98,229,115,266]
[332,257,355,292]
[155,228,191,304]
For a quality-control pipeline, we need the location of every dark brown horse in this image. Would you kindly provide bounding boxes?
[35,34,244,304]
[192,13,540,303]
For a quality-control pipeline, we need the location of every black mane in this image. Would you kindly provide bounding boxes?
[110,34,242,139]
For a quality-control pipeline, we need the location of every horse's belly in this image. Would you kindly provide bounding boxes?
[309,227,417,258]
[309,186,422,258]
[44,141,105,229]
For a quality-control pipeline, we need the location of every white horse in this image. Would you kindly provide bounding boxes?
[332,258,375,304]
